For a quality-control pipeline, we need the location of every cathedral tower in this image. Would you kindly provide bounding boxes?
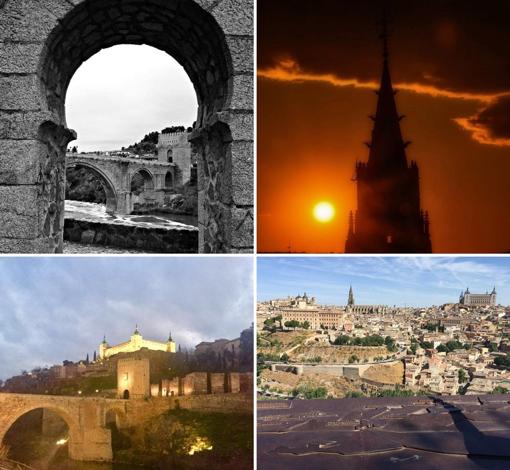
[348,285,355,306]
[345,16,432,253]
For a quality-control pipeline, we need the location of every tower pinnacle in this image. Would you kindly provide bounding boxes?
[348,285,355,306]
[380,7,389,61]
[344,11,432,254]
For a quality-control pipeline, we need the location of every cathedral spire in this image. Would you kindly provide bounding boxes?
[348,285,355,306]
[344,9,431,254]
[367,10,408,171]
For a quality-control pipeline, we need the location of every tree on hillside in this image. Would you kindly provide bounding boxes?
[161,126,186,134]
[284,320,300,330]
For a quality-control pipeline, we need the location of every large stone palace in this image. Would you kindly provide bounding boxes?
[460,287,497,307]
[99,326,176,360]
[276,287,388,330]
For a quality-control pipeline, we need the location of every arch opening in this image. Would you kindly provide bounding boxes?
[131,169,155,194]
[2,408,71,467]
[105,409,131,457]
[165,171,174,189]
[123,390,130,400]
[2,0,253,254]
[66,162,118,215]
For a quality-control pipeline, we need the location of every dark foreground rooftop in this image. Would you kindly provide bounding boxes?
[258,394,510,469]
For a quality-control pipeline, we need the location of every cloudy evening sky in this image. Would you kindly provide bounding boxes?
[0,257,253,380]
[258,256,510,308]
[66,45,197,152]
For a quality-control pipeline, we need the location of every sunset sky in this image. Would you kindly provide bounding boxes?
[257,0,510,253]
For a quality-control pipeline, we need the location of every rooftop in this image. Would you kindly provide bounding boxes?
[258,394,510,469]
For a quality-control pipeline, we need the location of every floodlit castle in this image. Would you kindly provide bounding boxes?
[99,326,176,360]
[459,287,497,307]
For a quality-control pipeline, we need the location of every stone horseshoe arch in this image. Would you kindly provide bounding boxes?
[0,0,253,253]
[66,160,119,214]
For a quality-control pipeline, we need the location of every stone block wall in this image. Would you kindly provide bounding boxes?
[117,357,150,399]
[0,0,253,253]
[183,372,209,395]
[210,373,226,393]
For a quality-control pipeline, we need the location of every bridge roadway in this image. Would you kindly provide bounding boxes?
[66,153,176,215]
[0,392,250,462]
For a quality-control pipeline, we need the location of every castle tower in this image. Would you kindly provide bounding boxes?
[131,325,143,349]
[345,14,432,253]
[491,286,497,306]
[348,285,355,306]
[167,331,176,353]
[99,335,108,360]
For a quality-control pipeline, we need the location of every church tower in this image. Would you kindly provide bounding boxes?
[345,15,432,253]
[348,285,355,306]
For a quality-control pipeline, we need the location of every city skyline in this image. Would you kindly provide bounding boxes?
[0,257,253,380]
[258,256,510,307]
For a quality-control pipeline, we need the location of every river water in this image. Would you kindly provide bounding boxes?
[8,442,146,470]
[63,200,198,254]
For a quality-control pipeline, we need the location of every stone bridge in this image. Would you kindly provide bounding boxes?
[66,153,175,214]
[0,0,253,253]
[0,392,251,462]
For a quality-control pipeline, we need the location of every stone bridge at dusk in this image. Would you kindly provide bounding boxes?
[0,392,251,462]
[66,153,175,214]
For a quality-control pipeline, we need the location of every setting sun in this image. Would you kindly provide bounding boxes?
[313,201,335,223]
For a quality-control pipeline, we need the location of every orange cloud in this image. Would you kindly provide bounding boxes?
[259,59,510,147]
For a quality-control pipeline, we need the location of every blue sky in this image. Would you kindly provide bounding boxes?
[258,257,510,307]
[0,257,252,380]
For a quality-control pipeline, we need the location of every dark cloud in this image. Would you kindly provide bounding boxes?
[457,95,510,144]
[258,0,510,95]
[0,257,253,380]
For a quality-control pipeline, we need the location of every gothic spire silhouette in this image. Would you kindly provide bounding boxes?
[368,14,408,171]
[345,11,432,254]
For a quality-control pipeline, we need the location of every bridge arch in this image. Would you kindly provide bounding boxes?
[131,168,155,193]
[104,405,128,429]
[0,405,80,461]
[66,160,119,214]
[0,0,253,252]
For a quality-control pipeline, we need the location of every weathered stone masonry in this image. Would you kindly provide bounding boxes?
[0,0,253,253]
[0,392,253,462]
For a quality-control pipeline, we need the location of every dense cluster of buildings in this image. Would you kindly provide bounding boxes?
[258,287,510,395]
